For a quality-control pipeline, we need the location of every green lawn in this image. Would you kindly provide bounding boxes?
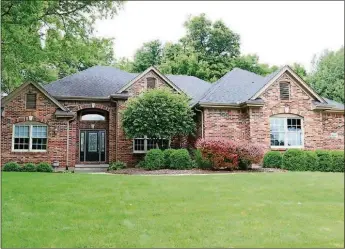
[1,172,344,248]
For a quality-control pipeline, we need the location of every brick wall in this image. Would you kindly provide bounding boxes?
[202,71,344,151]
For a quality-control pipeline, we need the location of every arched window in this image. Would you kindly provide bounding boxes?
[147,77,156,89]
[12,122,48,151]
[270,114,303,148]
[80,110,106,121]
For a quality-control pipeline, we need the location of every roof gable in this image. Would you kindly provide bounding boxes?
[1,82,67,111]
[250,65,326,103]
[117,66,183,94]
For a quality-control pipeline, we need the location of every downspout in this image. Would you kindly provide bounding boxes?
[66,114,76,170]
[194,106,204,139]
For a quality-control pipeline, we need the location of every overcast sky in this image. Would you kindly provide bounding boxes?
[95,1,344,71]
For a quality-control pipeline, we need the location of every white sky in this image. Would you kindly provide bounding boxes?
[95,1,344,71]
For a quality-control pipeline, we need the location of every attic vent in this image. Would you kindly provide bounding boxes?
[279,82,290,100]
[147,77,156,89]
[26,93,37,109]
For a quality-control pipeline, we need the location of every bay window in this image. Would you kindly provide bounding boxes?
[270,116,303,148]
[13,123,48,151]
[133,136,170,153]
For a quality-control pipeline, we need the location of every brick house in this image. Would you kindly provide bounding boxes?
[1,65,344,170]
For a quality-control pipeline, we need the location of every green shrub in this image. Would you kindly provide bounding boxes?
[3,162,20,172]
[330,151,344,172]
[239,159,252,170]
[108,161,126,171]
[316,150,333,172]
[263,151,282,168]
[193,149,212,169]
[144,149,165,170]
[304,151,319,171]
[136,160,146,168]
[163,149,175,168]
[21,163,37,172]
[170,149,192,170]
[36,162,53,172]
[283,149,305,171]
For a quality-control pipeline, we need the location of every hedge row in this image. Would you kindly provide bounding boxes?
[2,162,53,172]
[140,149,195,170]
[263,149,344,172]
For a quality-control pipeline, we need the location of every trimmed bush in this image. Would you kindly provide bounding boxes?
[108,161,126,171]
[237,142,265,169]
[169,149,192,170]
[36,162,53,172]
[163,149,175,168]
[316,150,333,172]
[239,159,252,170]
[193,149,212,169]
[3,162,20,172]
[144,149,165,170]
[21,163,37,172]
[136,160,146,168]
[196,139,239,170]
[304,151,319,171]
[330,151,344,172]
[263,151,282,168]
[282,149,305,171]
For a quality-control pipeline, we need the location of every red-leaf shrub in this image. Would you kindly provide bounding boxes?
[236,142,265,164]
[195,138,239,170]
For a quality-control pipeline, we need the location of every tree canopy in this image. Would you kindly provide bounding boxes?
[1,0,123,92]
[121,89,195,142]
[307,47,344,103]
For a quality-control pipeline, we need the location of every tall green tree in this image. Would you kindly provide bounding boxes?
[131,40,163,72]
[1,0,123,92]
[308,47,344,103]
[290,63,307,81]
[232,54,278,76]
[121,89,195,146]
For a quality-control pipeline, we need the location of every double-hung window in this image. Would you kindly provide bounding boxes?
[133,136,169,153]
[270,116,303,148]
[13,123,48,151]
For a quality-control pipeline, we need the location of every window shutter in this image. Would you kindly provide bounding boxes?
[147,77,156,89]
[26,94,37,109]
[279,82,290,100]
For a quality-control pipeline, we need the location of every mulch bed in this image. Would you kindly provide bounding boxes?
[109,166,286,175]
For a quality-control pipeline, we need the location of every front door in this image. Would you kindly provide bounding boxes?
[80,130,106,162]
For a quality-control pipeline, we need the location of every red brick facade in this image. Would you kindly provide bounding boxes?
[202,72,344,151]
[1,70,344,169]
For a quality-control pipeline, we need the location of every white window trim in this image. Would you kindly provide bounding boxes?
[133,136,170,154]
[12,124,48,152]
[270,117,304,149]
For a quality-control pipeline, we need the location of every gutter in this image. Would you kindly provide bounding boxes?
[194,106,204,139]
[66,113,77,170]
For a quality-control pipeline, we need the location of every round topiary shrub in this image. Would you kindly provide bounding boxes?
[304,151,319,171]
[282,149,305,171]
[163,149,175,168]
[36,162,53,172]
[144,149,165,170]
[316,150,332,172]
[263,151,282,168]
[169,149,192,170]
[21,163,37,172]
[3,162,20,172]
[331,151,344,172]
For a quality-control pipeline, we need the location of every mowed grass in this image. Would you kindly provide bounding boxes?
[1,172,344,248]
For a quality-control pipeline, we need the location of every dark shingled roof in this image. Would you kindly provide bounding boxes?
[44,66,211,104]
[44,66,138,98]
[199,68,273,104]
[323,98,344,110]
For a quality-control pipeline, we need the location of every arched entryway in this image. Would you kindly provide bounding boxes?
[77,108,109,163]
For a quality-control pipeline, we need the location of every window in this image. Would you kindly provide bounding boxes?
[147,77,156,89]
[80,114,106,121]
[279,82,290,100]
[133,136,170,153]
[13,124,47,151]
[270,116,303,148]
[26,93,36,109]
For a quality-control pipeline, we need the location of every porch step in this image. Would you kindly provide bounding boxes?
[75,164,109,173]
